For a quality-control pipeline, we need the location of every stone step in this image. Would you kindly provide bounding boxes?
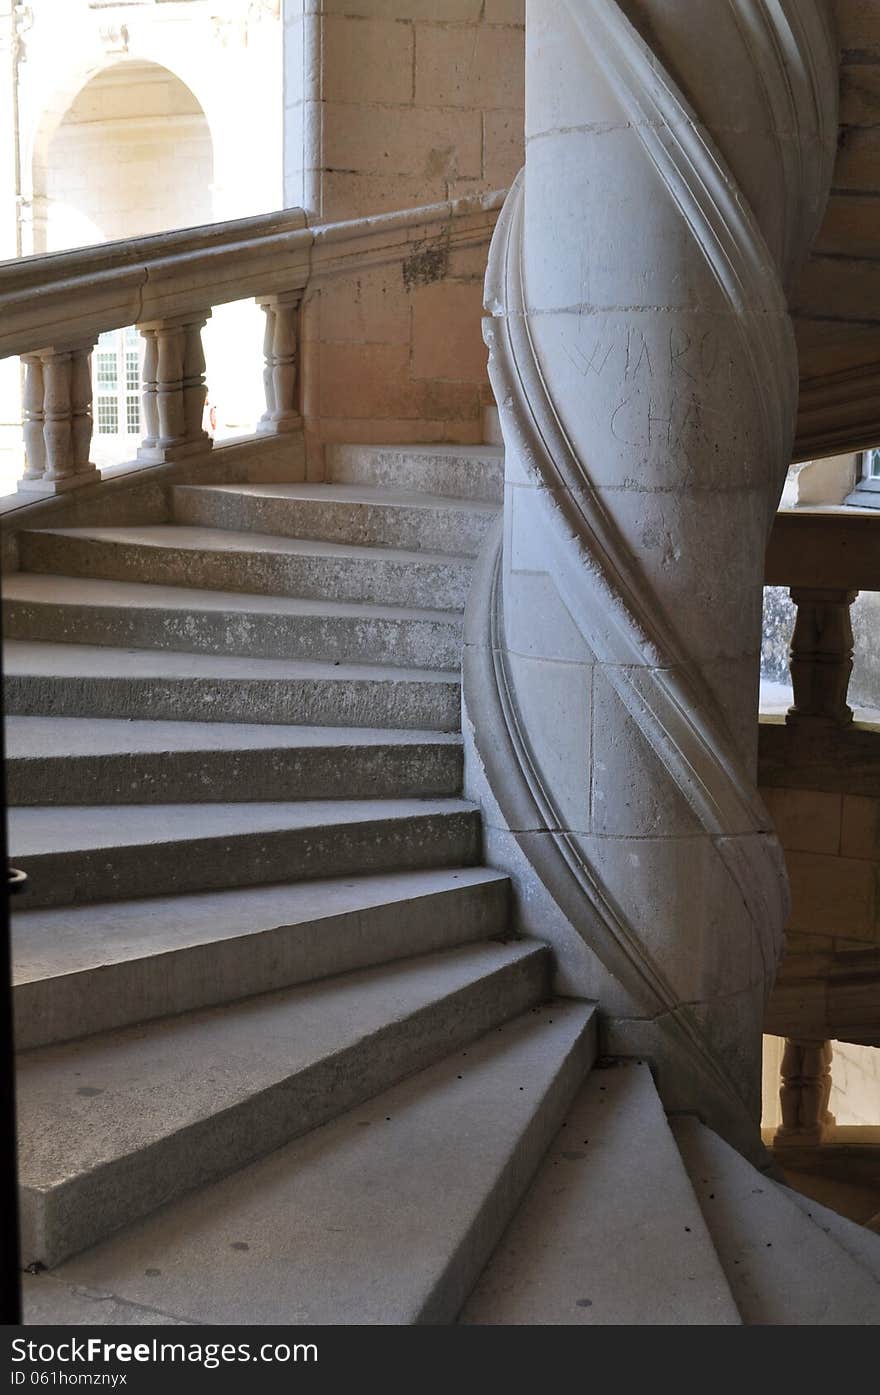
[17,939,551,1269]
[171,482,498,557]
[459,1061,739,1325]
[3,574,463,671]
[17,525,475,611]
[4,717,463,805]
[4,642,461,731]
[782,1183,880,1284]
[13,867,510,1048]
[327,443,504,504]
[671,1117,880,1324]
[23,999,596,1320]
[8,798,481,909]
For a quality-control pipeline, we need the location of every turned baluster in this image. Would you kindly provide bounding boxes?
[21,355,46,482]
[774,1037,835,1146]
[41,350,74,481]
[69,344,95,474]
[257,292,302,434]
[786,587,858,727]
[137,314,210,462]
[17,341,97,494]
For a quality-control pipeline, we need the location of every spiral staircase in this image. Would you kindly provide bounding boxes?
[4,437,880,1325]
[5,0,880,1328]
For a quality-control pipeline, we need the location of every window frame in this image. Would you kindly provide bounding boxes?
[844,447,880,509]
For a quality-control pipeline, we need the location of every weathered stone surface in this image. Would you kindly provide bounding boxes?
[32,1003,595,1324]
[672,1117,880,1324]
[171,482,498,556]
[18,524,477,611]
[3,573,464,671]
[13,867,509,1048]
[8,798,481,908]
[5,716,463,805]
[4,641,461,730]
[460,1061,739,1325]
[18,939,550,1267]
[328,443,504,503]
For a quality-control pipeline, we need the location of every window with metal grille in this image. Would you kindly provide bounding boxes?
[93,327,142,438]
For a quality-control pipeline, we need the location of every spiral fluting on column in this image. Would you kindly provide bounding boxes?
[465,0,838,1150]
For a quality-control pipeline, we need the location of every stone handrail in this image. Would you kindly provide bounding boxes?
[0,190,504,493]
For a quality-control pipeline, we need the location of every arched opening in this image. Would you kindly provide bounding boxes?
[33,61,215,467]
[38,59,214,252]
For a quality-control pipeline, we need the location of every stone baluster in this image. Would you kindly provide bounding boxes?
[787,587,858,728]
[257,292,302,434]
[137,314,211,463]
[774,1037,835,1146]
[17,341,98,495]
[20,355,46,483]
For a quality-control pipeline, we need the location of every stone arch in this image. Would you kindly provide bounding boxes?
[31,58,215,253]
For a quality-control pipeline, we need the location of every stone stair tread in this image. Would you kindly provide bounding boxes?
[671,1117,880,1324]
[4,715,461,759]
[175,481,500,515]
[21,523,481,568]
[3,640,459,685]
[4,715,460,759]
[8,796,475,858]
[18,938,544,1189]
[18,939,552,1268]
[12,866,508,988]
[335,443,504,461]
[459,1060,739,1326]
[29,1000,596,1324]
[3,572,462,626]
[781,1182,880,1284]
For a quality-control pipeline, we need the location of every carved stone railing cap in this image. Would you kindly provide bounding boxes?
[766,507,880,591]
[0,191,506,362]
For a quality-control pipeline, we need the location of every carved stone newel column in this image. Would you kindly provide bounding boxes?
[465,0,839,1153]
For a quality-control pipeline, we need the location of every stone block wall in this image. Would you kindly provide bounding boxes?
[284,1,525,220]
[301,223,495,472]
[761,786,880,953]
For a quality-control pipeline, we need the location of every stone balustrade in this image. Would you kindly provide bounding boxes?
[765,509,880,727]
[0,191,504,495]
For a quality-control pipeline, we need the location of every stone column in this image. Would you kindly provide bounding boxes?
[257,292,302,435]
[17,341,99,495]
[137,314,211,463]
[466,0,839,1154]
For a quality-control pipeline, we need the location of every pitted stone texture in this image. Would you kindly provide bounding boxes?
[18,525,477,612]
[34,1003,595,1325]
[22,1274,192,1327]
[171,482,498,557]
[672,1117,880,1324]
[328,443,504,503]
[18,939,550,1268]
[12,867,509,1048]
[8,798,481,907]
[3,573,463,671]
[4,642,461,730]
[5,717,463,805]
[460,1061,739,1325]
